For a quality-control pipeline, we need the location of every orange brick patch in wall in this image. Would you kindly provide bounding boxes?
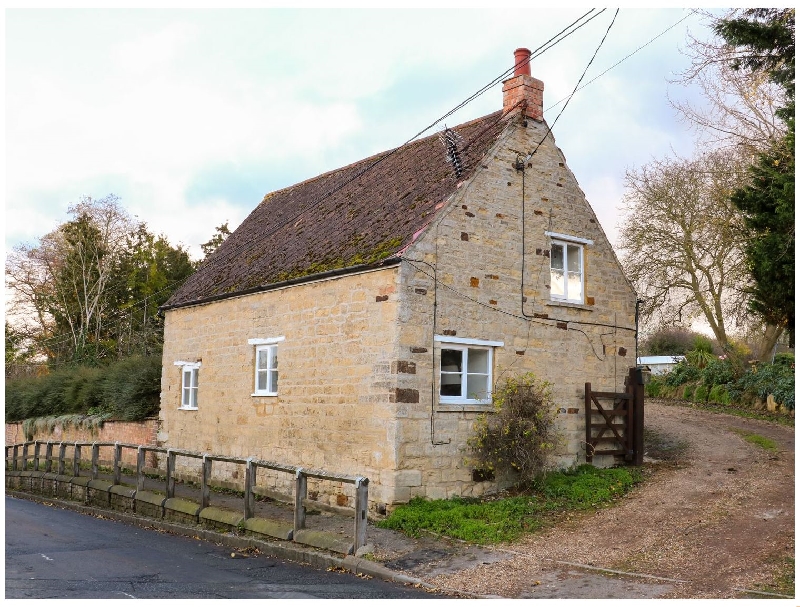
[6,419,159,449]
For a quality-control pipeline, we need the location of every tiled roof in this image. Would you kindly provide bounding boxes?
[164,110,511,309]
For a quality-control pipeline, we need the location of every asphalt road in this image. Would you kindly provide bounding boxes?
[5,496,439,599]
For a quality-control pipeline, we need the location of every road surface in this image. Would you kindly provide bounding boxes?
[5,496,439,599]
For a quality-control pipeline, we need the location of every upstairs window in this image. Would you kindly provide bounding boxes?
[546,232,592,304]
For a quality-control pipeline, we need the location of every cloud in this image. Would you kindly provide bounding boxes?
[6,8,709,264]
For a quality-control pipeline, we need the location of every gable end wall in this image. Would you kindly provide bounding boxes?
[392,117,637,500]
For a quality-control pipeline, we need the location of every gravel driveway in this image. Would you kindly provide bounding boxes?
[401,400,795,599]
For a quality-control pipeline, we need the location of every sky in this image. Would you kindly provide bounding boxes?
[5,7,719,260]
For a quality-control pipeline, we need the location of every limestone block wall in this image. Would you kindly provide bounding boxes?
[160,267,406,509]
[392,116,637,500]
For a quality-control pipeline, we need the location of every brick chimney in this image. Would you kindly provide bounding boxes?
[502,48,544,121]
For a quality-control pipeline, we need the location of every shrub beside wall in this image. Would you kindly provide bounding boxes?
[644,355,794,411]
[5,355,162,423]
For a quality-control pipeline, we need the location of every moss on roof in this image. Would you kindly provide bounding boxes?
[164,111,511,309]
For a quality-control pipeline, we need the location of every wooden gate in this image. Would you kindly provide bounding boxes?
[584,367,644,465]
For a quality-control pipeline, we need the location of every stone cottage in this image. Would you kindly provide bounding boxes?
[159,48,637,511]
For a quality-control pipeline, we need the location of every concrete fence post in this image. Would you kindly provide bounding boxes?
[58,443,67,476]
[136,447,146,492]
[113,442,122,485]
[294,468,307,531]
[354,477,369,552]
[91,443,99,480]
[44,442,54,473]
[73,444,81,478]
[12,445,19,471]
[244,458,255,520]
[21,443,29,471]
[201,455,212,509]
[166,449,176,498]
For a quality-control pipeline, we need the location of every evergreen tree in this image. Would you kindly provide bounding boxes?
[716,9,795,345]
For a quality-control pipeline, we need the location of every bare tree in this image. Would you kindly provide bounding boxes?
[6,195,136,363]
[671,10,788,155]
[618,151,751,353]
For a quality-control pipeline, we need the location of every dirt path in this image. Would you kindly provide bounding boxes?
[416,401,795,599]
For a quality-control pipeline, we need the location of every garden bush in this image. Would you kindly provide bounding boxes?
[730,363,795,410]
[682,384,696,400]
[708,385,731,405]
[694,385,709,402]
[665,361,702,387]
[645,379,663,398]
[701,357,735,388]
[467,373,559,483]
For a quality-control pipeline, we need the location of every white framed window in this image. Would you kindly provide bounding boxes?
[248,337,284,396]
[435,336,503,405]
[549,238,585,304]
[174,361,200,410]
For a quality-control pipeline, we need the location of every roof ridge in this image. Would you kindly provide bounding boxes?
[257,110,505,208]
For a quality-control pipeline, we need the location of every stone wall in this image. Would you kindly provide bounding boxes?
[5,419,159,467]
[160,267,404,509]
[158,116,637,509]
[392,116,637,500]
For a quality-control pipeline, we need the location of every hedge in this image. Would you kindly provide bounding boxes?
[5,355,162,422]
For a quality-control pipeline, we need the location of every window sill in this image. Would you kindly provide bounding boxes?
[251,393,278,397]
[436,402,492,413]
[178,406,198,411]
[546,301,594,312]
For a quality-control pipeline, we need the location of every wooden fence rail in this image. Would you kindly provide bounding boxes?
[6,440,369,552]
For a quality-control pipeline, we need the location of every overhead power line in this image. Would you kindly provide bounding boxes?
[189,9,606,282]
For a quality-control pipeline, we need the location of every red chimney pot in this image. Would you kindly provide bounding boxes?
[513,48,532,77]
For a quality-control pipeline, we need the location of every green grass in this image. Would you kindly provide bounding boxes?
[731,429,778,451]
[377,465,641,544]
[751,556,795,598]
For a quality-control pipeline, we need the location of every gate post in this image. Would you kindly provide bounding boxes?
[632,367,645,466]
[584,382,593,463]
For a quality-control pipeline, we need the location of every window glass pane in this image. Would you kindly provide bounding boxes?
[257,370,268,391]
[440,349,463,397]
[270,370,278,392]
[567,271,583,301]
[270,348,278,370]
[258,349,269,371]
[550,269,565,297]
[467,374,489,401]
[467,348,488,373]
[191,368,199,389]
[567,244,582,272]
[550,243,564,270]
[190,387,197,408]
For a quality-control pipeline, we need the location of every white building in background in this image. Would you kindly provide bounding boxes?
[637,355,686,376]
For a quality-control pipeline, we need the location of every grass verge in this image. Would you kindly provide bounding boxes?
[753,556,795,597]
[376,465,641,544]
[731,429,778,451]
